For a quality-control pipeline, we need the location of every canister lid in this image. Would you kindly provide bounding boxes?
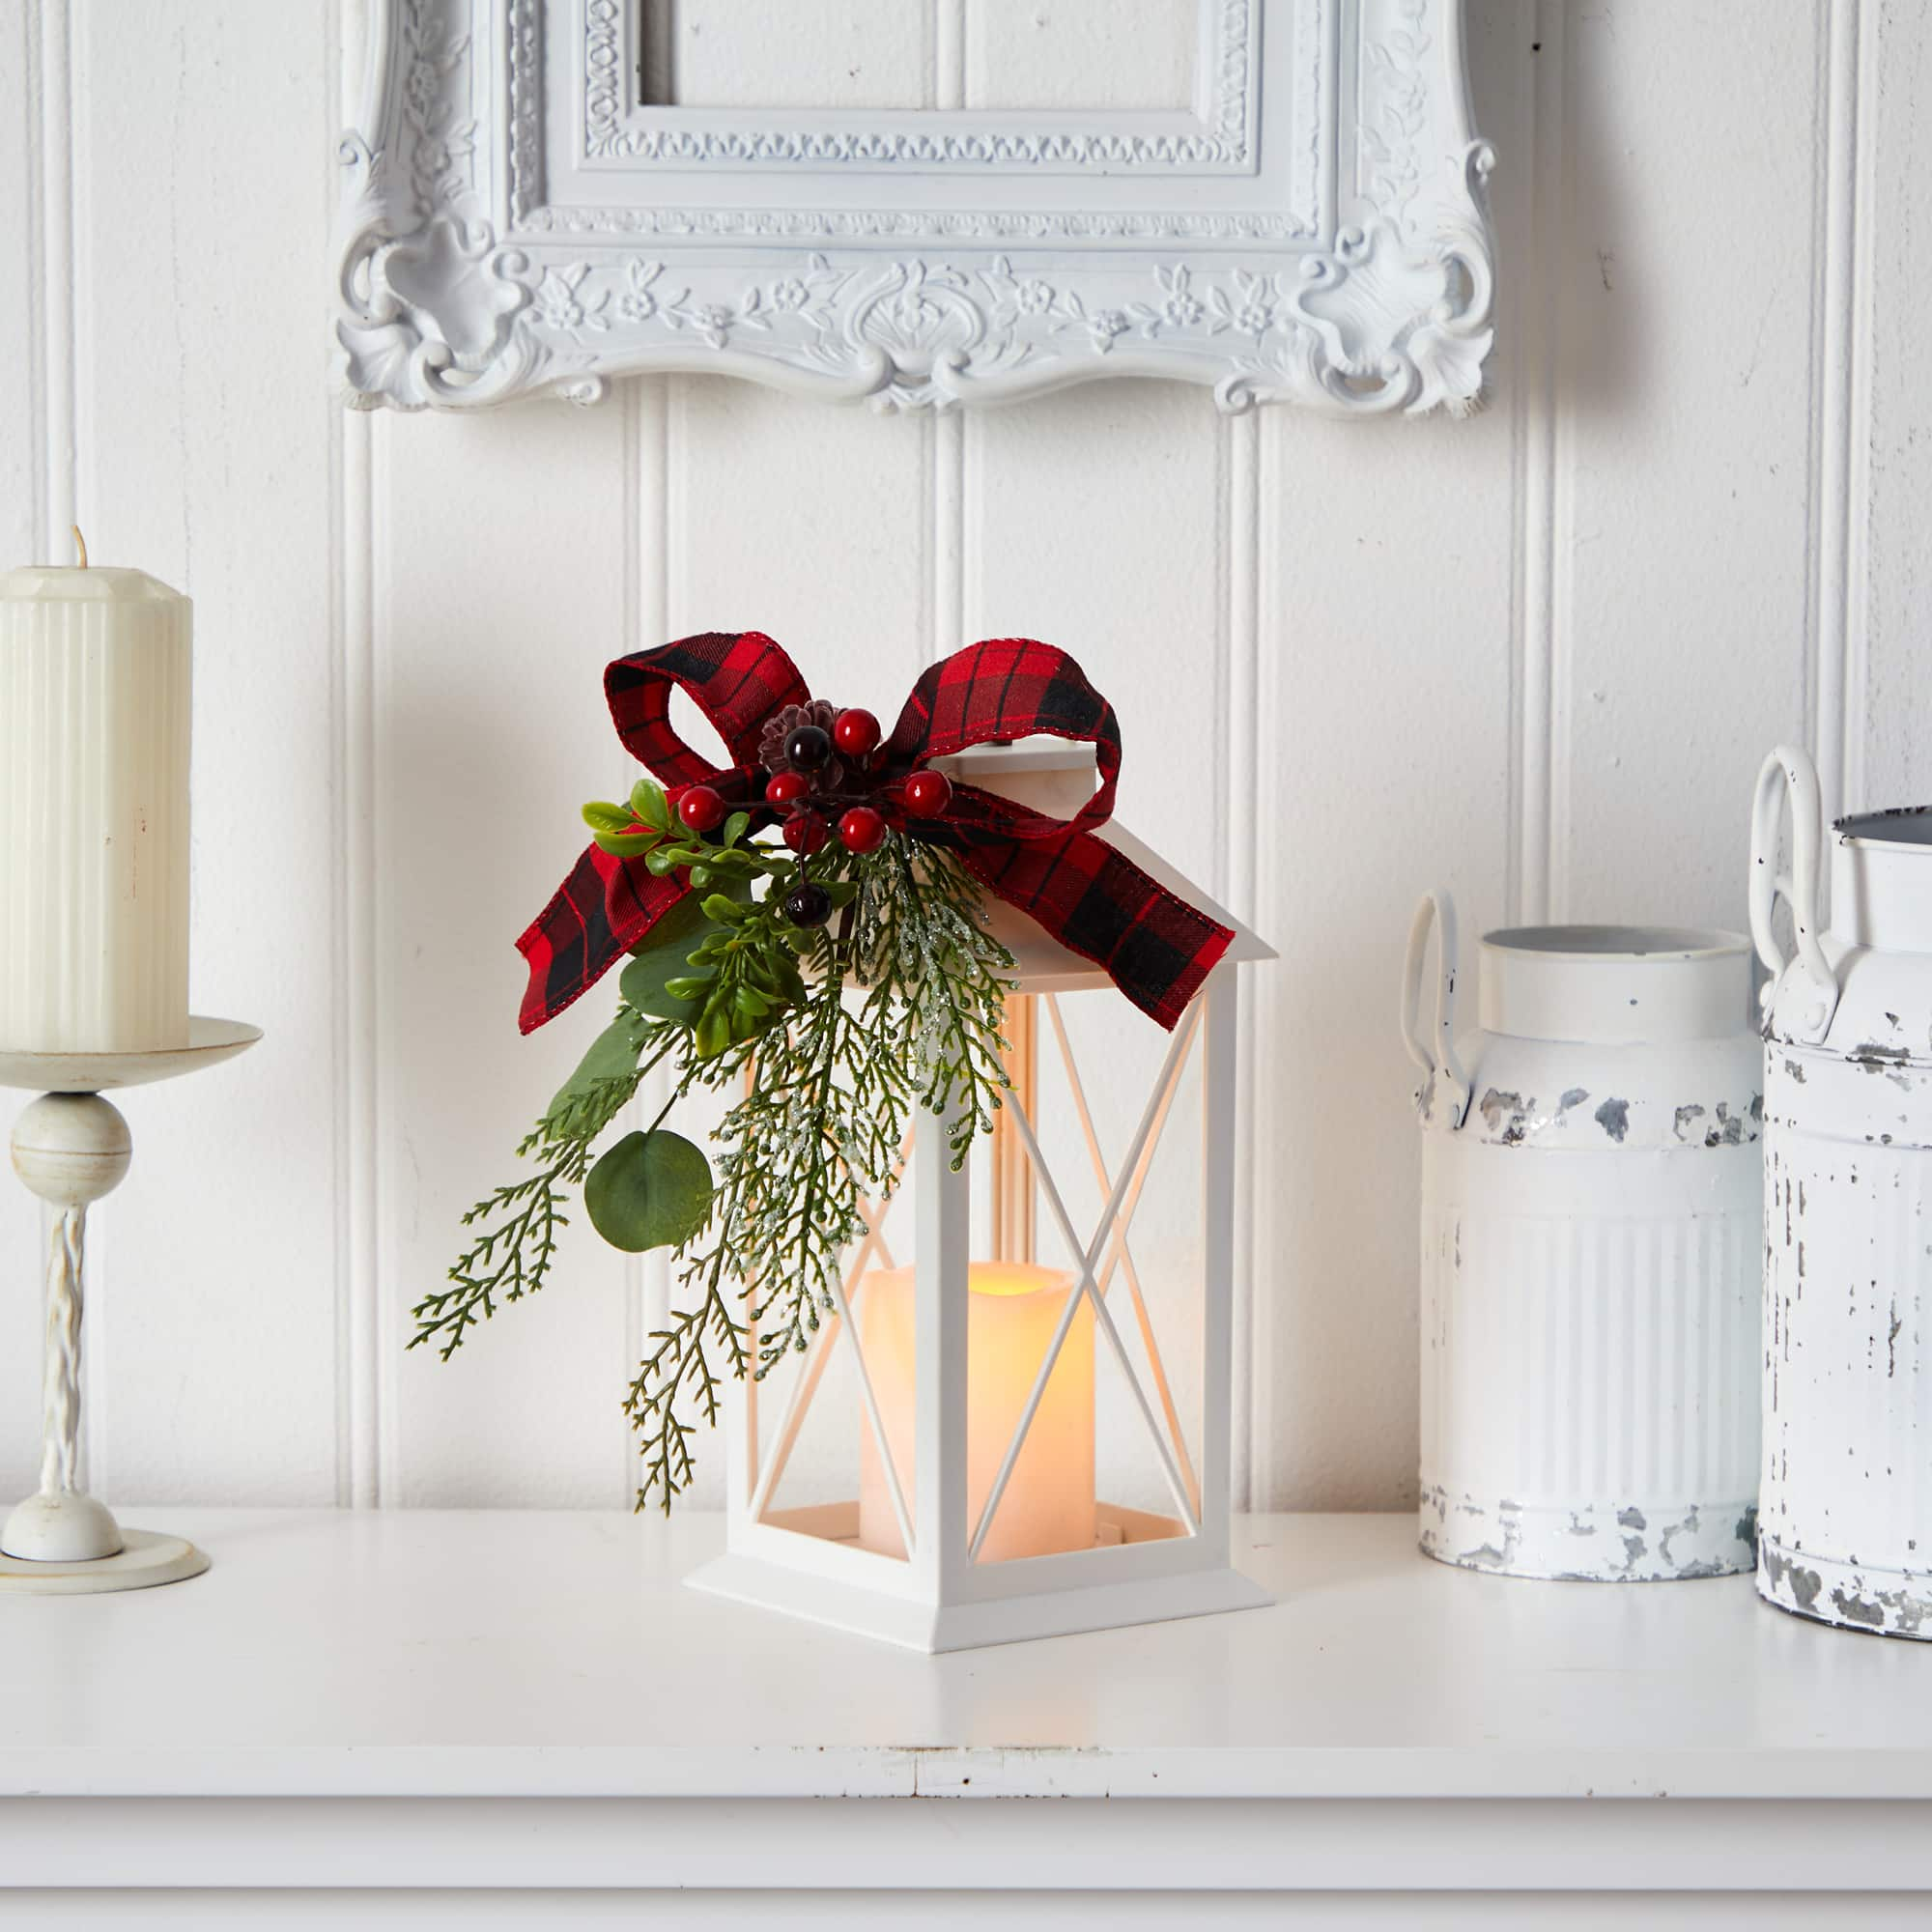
[1837,805,1932,848]
[1479,925,1751,1044]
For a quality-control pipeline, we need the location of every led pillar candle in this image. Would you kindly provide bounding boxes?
[858,1262,1095,1564]
[0,545,191,1053]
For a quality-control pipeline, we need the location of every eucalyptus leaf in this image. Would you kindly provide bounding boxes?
[620,896,721,1024]
[584,1129,714,1254]
[544,1008,651,1127]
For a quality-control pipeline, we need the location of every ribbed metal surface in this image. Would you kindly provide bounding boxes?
[1420,1143,1761,1580]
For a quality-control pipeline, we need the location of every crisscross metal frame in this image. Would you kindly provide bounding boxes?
[744,988,1209,1571]
[747,1135,916,1554]
[968,997,1206,1562]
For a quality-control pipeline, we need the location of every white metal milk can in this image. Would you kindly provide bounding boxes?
[1753,746,1932,1635]
[1404,893,1763,1580]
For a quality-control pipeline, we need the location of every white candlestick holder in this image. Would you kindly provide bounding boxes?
[0,1017,260,1595]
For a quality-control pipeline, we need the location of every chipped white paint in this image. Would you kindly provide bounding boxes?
[1753,744,1932,1638]
[1406,896,1762,1580]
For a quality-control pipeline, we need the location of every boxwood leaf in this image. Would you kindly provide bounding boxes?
[582,800,636,835]
[629,779,671,832]
[592,828,656,858]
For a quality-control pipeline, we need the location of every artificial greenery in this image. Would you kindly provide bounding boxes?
[412,776,1015,1511]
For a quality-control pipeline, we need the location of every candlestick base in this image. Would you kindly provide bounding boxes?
[0,1017,260,1596]
[0,1526,209,1596]
[1,1488,122,1562]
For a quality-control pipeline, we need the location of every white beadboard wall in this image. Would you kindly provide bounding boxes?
[0,0,1918,1513]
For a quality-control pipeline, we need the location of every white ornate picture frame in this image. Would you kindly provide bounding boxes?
[336,0,1495,415]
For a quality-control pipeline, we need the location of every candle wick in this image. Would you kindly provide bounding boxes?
[71,526,88,570]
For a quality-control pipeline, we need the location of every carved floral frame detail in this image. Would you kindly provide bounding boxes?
[336,0,1496,416]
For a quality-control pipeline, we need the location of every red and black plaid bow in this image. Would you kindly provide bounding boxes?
[517,632,1234,1035]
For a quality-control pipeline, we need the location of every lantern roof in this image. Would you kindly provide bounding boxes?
[931,740,1277,995]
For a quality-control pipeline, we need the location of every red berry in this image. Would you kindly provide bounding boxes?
[782,810,830,856]
[901,769,953,819]
[833,707,881,757]
[766,770,810,809]
[677,784,726,833]
[838,806,888,855]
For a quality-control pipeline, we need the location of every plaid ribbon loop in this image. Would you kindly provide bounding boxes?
[516,631,1234,1035]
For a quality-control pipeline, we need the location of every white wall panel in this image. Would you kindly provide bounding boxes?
[0,0,35,573]
[0,0,46,1497]
[0,0,1918,1516]
[1858,0,1931,812]
[1251,401,1520,1506]
[375,404,637,1505]
[1551,1,1822,930]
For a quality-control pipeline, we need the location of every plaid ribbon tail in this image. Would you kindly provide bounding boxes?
[516,843,691,1036]
[953,819,1234,1032]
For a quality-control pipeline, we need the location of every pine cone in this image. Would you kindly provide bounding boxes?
[758,699,845,790]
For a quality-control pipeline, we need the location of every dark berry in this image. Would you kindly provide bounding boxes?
[833,707,881,757]
[783,882,833,928]
[901,769,953,818]
[838,806,888,855]
[785,724,833,771]
[677,783,726,833]
[782,810,830,856]
[765,770,810,809]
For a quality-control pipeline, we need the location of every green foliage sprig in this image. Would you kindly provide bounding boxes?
[416,775,1016,1511]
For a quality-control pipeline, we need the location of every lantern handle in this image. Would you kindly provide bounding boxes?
[1402,890,1471,1130]
[1749,746,1839,1043]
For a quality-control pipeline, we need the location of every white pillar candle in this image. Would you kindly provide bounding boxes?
[859,1262,1095,1564]
[0,552,191,1052]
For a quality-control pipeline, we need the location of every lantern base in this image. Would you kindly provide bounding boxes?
[686,1550,1271,1653]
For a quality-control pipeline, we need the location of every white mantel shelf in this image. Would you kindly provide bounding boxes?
[5,1509,1932,1914]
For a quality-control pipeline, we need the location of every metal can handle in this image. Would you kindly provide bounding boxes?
[1748,745,1839,1042]
[1401,890,1471,1129]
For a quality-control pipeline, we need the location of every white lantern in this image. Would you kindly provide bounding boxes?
[687,743,1275,1651]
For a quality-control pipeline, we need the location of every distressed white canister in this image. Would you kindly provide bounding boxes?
[1404,894,1762,1580]
[1753,746,1932,1636]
